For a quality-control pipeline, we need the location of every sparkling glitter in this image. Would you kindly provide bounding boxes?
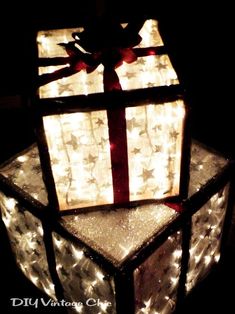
[0,193,56,299]
[186,184,229,292]
[134,231,182,314]
[52,232,116,313]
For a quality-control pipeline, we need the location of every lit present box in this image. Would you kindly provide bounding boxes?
[0,141,234,314]
[31,18,191,212]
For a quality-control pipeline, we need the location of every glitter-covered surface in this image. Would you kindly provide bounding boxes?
[61,204,178,266]
[186,184,230,293]
[42,100,185,211]
[0,141,229,266]
[0,145,48,205]
[134,231,182,314]
[52,232,116,314]
[37,19,176,99]
[189,143,227,196]
[0,193,55,299]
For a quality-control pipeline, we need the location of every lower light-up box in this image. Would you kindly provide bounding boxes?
[0,140,234,314]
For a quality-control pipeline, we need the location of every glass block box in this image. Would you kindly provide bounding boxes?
[31,18,190,212]
[0,140,233,314]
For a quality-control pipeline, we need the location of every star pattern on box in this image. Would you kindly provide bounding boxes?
[186,185,229,292]
[84,154,98,165]
[132,147,141,154]
[96,118,104,126]
[58,82,73,95]
[67,134,79,150]
[0,197,56,299]
[139,168,155,182]
[126,117,141,132]
[157,62,168,70]
[52,232,116,309]
[38,21,179,99]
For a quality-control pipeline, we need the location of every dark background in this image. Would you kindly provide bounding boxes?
[0,1,234,313]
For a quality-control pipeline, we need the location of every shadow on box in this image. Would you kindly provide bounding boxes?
[0,2,234,313]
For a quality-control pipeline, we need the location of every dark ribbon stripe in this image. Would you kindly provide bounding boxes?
[103,67,130,203]
[164,202,185,213]
[37,29,168,205]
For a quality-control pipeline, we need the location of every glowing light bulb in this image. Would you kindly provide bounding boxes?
[139,298,152,314]
[170,277,178,285]
[96,270,104,281]
[17,155,28,162]
[194,255,201,264]
[37,225,44,236]
[43,282,55,296]
[4,198,17,210]
[173,249,182,259]
[56,264,62,271]
[204,255,212,265]
[53,236,63,249]
[214,253,220,263]
[99,301,109,312]
[2,214,11,227]
[71,246,84,260]
[74,302,83,313]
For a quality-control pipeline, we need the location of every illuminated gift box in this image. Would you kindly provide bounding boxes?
[31,18,190,212]
[0,141,234,314]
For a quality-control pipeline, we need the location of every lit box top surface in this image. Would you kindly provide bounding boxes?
[0,141,228,266]
[37,19,178,99]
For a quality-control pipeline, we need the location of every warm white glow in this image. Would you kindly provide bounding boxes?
[17,155,28,162]
[127,101,185,201]
[116,55,179,90]
[43,100,185,210]
[71,245,84,260]
[134,231,181,314]
[4,198,17,210]
[51,232,116,313]
[214,253,220,263]
[38,20,178,99]
[173,249,182,259]
[42,282,56,297]
[37,18,186,211]
[99,301,110,312]
[139,298,152,314]
[37,225,44,236]
[29,273,39,285]
[137,19,163,47]
[56,264,62,271]
[204,255,212,265]
[170,277,178,285]
[0,194,56,299]
[118,243,134,259]
[43,111,113,210]
[74,302,84,313]
[53,236,63,249]
[96,270,105,281]
[186,185,230,293]
[37,27,84,58]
